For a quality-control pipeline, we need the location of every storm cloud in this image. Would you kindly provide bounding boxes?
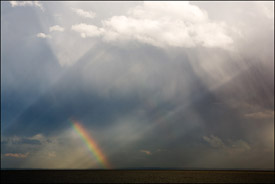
[1,1,274,169]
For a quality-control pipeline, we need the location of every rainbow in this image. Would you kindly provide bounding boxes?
[70,119,111,169]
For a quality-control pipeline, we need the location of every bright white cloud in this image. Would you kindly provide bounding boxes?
[71,2,233,49]
[49,25,65,32]
[72,8,96,19]
[10,1,44,11]
[71,23,104,38]
[36,33,51,39]
[103,1,233,49]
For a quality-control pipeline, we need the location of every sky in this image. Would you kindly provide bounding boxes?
[1,1,274,169]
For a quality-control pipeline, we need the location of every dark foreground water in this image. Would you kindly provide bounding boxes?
[1,170,274,183]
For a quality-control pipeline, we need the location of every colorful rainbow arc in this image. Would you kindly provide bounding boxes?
[71,120,111,169]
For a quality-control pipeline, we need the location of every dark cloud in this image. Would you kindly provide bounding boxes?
[1,1,273,169]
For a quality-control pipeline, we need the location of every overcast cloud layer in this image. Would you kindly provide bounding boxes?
[1,1,274,169]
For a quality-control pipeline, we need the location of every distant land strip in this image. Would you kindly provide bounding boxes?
[1,170,275,183]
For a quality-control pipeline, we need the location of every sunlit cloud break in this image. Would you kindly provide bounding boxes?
[4,152,29,158]
[140,150,152,155]
[71,119,112,169]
